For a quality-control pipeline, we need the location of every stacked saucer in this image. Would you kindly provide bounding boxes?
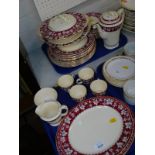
[39,12,96,67]
[123,8,135,33]
[120,0,135,33]
[102,56,135,87]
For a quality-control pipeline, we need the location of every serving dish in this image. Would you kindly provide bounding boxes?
[56,96,134,155]
[40,13,89,45]
[102,56,135,87]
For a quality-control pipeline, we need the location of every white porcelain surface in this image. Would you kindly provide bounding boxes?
[48,14,76,32]
[106,56,135,80]
[124,42,135,56]
[34,88,58,106]
[57,74,74,88]
[69,106,123,154]
[69,85,87,99]
[57,37,88,52]
[78,67,94,80]
[35,101,68,122]
[90,79,107,93]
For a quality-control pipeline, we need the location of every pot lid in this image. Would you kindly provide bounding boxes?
[101,11,119,21]
[99,11,123,26]
[48,14,76,32]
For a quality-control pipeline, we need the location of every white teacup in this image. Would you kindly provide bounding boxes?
[34,88,58,106]
[77,67,94,84]
[35,101,68,126]
[69,85,87,102]
[90,79,107,96]
[57,74,74,90]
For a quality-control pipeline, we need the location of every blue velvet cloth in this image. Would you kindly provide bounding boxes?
[42,63,135,155]
[42,34,127,74]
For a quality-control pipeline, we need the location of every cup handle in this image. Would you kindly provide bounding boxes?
[61,105,68,117]
[76,78,83,84]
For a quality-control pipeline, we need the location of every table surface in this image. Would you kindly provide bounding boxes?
[42,63,135,155]
[30,30,135,154]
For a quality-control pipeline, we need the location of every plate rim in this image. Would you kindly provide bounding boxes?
[56,96,135,155]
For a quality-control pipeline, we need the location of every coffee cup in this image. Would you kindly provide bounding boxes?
[35,101,68,126]
[57,74,74,91]
[34,88,58,106]
[90,79,107,96]
[76,67,94,84]
[69,85,87,102]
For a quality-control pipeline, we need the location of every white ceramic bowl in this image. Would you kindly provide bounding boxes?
[69,85,87,101]
[90,79,107,95]
[34,87,58,106]
[57,74,74,89]
[124,42,135,57]
[123,79,135,105]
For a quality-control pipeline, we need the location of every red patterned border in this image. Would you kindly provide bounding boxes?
[56,96,135,155]
[40,13,87,40]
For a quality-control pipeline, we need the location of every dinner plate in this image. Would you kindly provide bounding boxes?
[56,96,134,155]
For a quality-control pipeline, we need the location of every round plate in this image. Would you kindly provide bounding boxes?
[103,56,135,81]
[40,13,88,40]
[56,96,134,155]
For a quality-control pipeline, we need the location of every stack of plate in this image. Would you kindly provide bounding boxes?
[123,8,135,33]
[102,56,135,87]
[48,35,96,67]
[120,0,135,33]
[39,12,96,68]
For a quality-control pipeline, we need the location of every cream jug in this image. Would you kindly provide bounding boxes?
[94,8,125,49]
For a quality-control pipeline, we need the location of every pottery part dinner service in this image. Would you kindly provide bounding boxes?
[34,58,135,153]
[39,12,97,68]
[39,8,128,68]
[37,8,135,155]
